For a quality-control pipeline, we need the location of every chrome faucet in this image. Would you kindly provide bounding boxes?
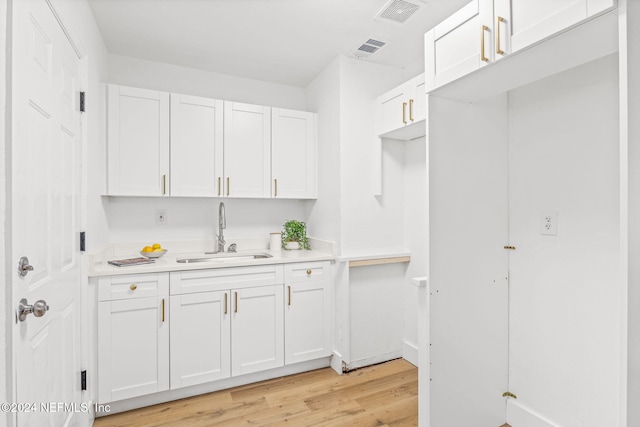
[216,202,226,253]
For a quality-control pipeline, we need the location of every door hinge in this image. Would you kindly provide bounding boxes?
[80,92,86,112]
[504,245,516,250]
[81,370,87,391]
[502,391,517,399]
[80,231,86,252]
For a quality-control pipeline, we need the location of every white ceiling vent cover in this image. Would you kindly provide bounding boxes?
[375,0,421,24]
[347,38,388,59]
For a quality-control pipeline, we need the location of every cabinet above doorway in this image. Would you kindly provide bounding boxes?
[106,84,317,199]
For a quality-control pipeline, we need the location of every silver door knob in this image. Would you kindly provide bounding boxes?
[18,256,34,277]
[18,298,49,322]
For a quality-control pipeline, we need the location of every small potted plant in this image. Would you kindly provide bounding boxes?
[281,220,310,250]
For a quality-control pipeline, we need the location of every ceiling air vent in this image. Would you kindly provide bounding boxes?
[347,38,388,59]
[375,0,421,24]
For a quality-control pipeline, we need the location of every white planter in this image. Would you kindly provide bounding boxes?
[284,241,300,250]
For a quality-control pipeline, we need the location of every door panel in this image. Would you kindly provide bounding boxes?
[170,291,231,389]
[12,0,83,425]
[231,285,284,376]
[170,94,223,197]
[223,102,271,198]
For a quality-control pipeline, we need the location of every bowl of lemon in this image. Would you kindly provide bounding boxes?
[140,243,167,258]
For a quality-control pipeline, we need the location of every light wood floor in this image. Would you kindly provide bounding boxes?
[94,359,418,426]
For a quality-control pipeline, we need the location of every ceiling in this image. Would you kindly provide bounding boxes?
[88,0,469,88]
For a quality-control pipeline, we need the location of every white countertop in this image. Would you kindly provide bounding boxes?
[89,237,335,277]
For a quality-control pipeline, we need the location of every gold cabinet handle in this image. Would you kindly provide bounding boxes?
[306,269,312,275]
[288,285,291,306]
[217,177,221,196]
[409,99,414,122]
[162,175,167,195]
[274,179,278,197]
[402,102,407,124]
[227,177,230,196]
[234,292,238,313]
[496,16,505,55]
[130,284,137,291]
[481,25,489,62]
[224,292,228,315]
[161,299,165,322]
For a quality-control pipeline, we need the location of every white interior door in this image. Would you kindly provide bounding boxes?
[12,0,83,425]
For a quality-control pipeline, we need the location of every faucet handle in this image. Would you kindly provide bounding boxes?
[228,243,237,253]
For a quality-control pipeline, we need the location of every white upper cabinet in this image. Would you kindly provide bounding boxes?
[425,0,616,92]
[107,85,318,199]
[170,94,224,197]
[223,102,272,198]
[107,85,170,196]
[231,285,284,376]
[378,73,427,140]
[271,108,317,199]
[425,0,494,91]
[494,0,587,54]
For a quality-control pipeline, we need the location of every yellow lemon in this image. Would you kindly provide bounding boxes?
[153,248,164,252]
[142,246,153,252]
[152,243,162,249]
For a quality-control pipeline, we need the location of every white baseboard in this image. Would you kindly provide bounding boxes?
[330,351,345,375]
[345,350,403,371]
[507,399,561,427]
[98,357,331,416]
[402,341,419,367]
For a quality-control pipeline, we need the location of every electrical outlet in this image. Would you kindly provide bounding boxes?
[540,211,557,236]
[156,209,167,225]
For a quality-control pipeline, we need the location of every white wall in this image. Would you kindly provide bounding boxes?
[507,54,620,427]
[304,57,341,246]
[107,197,307,244]
[0,0,8,422]
[109,54,307,110]
[402,136,427,360]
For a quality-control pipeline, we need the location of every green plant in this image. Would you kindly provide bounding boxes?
[281,220,310,250]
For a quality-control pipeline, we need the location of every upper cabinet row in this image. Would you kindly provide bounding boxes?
[377,73,426,140]
[107,85,317,199]
[425,0,616,91]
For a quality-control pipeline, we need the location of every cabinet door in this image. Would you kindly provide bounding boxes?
[494,0,587,54]
[379,86,410,135]
[223,102,271,198]
[271,108,317,199]
[98,296,169,403]
[285,281,331,364]
[170,291,230,389]
[408,74,426,124]
[425,0,493,91]
[170,94,224,197]
[231,285,284,376]
[107,85,169,196]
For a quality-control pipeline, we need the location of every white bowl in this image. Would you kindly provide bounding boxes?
[140,249,168,258]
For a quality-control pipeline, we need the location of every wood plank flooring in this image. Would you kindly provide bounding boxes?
[93,359,418,427]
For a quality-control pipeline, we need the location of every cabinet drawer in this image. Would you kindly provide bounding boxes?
[284,261,330,283]
[98,273,169,302]
[171,265,284,295]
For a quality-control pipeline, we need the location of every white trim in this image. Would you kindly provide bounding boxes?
[506,399,561,427]
[45,0,87,59]
[344,350,403,371]
[330,351,344,375]
[402,341,418,367]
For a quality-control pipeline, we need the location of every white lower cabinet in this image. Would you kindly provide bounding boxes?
[97,261,332,403]
[231,285,284,376]
[97,273,170,403]
[284,262,332,364]
[170,291,231,388]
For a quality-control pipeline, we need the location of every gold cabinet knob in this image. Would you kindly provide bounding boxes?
[306,269,312,275]
[130,284,137,291]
